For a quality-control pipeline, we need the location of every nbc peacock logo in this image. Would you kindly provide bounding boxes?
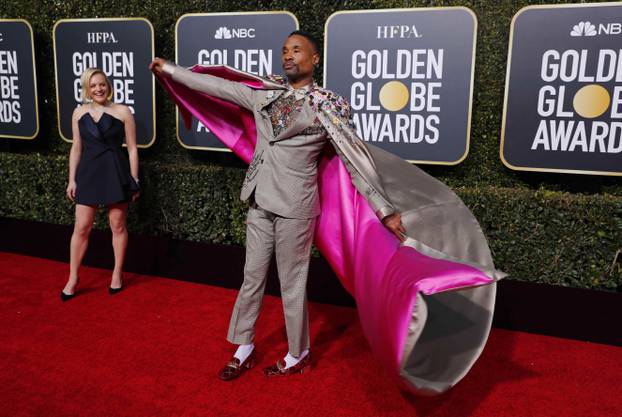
[570,21,597,37]
[214,27,232,39]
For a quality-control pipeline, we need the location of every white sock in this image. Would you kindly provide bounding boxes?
[233,343,254,363]
[283,349,309,369]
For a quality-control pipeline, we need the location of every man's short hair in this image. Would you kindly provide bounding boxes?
[288,30,320,54]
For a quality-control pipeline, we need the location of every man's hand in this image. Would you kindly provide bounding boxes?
[149,58,167,76]
[383,212,406,241]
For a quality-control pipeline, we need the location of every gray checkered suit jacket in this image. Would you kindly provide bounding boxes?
[163,63,395,220]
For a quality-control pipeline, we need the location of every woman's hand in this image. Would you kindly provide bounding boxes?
[66,181,77,201]
[382,212,406,241]
[131,177,140,202]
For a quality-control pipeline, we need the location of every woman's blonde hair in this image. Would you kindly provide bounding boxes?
[80,68,113,103]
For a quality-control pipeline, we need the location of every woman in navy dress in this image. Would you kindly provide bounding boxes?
[61,68,140,301]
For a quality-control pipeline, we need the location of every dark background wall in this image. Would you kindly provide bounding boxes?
[1,0,621,291]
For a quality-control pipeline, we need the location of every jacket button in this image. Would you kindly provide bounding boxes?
[269,142,274,147]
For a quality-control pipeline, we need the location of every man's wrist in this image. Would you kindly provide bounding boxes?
[162,62,176,77]
[377,206,395,222]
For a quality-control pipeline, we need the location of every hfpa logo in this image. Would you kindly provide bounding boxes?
[376,25,422,39]
[214,26,256,39]
[571,21,622,37]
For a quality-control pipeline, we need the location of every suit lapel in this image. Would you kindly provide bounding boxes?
[273,101,316,141]
[259,89,286,111]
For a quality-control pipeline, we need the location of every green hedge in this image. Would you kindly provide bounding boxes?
[1,152,621,291]
[1,0,620,195]
[0,153,248,245]
[1,0,621,291]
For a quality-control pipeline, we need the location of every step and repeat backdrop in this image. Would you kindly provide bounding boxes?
[324,8,477,164]
[53,18,155,147]
[502,3,622,176]
[175,12,298,151]
[1,3,621,175]
[0,19,38,140]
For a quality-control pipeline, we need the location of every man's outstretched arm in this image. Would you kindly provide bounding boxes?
[150,58,256,110]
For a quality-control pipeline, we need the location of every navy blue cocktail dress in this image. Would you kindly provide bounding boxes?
[74,112,139,205]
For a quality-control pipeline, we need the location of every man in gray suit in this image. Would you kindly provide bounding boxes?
[151,31,404,379]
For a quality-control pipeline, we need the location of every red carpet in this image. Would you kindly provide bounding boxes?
[1,252,621,417]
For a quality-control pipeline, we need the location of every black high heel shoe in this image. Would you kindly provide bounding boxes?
[60,290,76,302]
[60,278,79,302]
[109,276,123,295]
[108,286,123,295]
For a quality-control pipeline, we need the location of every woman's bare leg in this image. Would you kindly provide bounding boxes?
[108,202,129,288]
[63,204,96,294]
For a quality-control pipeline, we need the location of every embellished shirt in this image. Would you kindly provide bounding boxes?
[264,77,351,139]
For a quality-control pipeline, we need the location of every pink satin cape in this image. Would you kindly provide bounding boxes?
[157,66,495,393]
